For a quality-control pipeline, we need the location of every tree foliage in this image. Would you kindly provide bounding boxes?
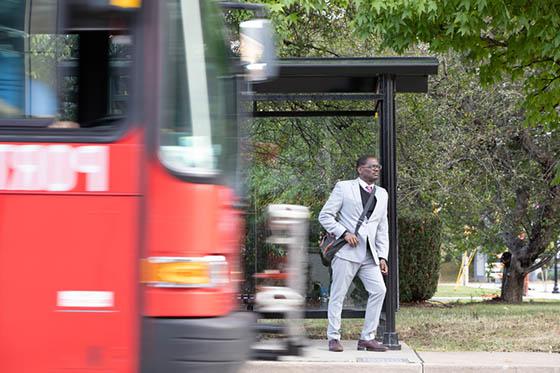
[397,55,560,302]
[353,0,560,130]
[265,0,560,134]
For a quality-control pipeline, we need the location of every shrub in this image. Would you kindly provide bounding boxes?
[398,212,442,302]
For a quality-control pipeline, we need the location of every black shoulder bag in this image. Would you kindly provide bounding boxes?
[319,186,376,266]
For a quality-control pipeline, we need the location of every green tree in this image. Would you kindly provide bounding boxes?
[397,55,560,302]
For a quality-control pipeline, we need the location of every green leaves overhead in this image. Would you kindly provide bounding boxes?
[264,0,560,129]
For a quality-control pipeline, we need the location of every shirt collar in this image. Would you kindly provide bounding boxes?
[357,178,375,190]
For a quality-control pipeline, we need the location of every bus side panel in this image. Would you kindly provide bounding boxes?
[0,196,139,373]
[0,137,141,373]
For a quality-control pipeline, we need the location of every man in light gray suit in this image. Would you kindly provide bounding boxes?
[319,155,389,352]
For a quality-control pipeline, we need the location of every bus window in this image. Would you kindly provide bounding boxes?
[0,0,132,131]
[159,0,238,181]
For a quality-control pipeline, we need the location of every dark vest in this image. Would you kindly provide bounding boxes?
[360,186,377,254]
[359,186,377,219]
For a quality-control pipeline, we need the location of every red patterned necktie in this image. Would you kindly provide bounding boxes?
[366,185,373,193]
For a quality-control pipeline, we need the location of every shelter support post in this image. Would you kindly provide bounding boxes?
[379,74,400,350]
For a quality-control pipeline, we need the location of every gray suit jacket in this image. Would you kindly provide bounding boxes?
[318,178,389,264]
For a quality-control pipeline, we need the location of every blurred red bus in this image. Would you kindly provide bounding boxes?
[0,1,263,372]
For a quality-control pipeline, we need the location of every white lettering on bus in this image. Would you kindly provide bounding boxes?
[0,145,109,192]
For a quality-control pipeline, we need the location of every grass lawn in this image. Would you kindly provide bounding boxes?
[301,301,560,352]
[434,284,500,298]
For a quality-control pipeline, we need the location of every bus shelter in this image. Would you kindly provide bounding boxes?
[249,57,438,349]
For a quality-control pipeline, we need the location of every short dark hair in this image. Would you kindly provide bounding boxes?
[356,155,377,170]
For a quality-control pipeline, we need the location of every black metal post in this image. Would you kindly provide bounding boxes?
[379,75,400,350]
[553,243,559,294]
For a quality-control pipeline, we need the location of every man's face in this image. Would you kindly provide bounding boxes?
[358,158,381,184]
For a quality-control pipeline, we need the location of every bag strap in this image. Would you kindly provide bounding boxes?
[354,185,376,234]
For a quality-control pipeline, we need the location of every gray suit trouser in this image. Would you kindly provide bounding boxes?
[327,254,387,341]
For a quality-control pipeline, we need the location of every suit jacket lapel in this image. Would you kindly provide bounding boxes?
[370,186,381,220]
[352,178,363,216]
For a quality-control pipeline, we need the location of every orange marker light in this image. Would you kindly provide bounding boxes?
[110,0,141,9]
[142,256,228,287]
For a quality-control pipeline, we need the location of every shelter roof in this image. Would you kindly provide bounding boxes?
[252,57,439,96]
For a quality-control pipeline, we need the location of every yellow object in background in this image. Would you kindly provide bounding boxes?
[455,249,477,288]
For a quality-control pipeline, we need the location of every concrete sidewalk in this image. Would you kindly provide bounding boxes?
[241,340,560,373]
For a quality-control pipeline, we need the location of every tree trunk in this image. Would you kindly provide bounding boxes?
[501,265,525,303]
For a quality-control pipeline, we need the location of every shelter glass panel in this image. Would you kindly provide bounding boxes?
[245,114,380,312]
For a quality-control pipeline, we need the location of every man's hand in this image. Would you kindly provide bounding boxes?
[380,259,388,275]
[343,232,359,247]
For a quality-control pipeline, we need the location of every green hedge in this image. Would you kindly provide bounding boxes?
[398,213,442,302]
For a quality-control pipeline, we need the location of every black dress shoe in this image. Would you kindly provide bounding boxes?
[328,339,343,352]
[357,339,388,352]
